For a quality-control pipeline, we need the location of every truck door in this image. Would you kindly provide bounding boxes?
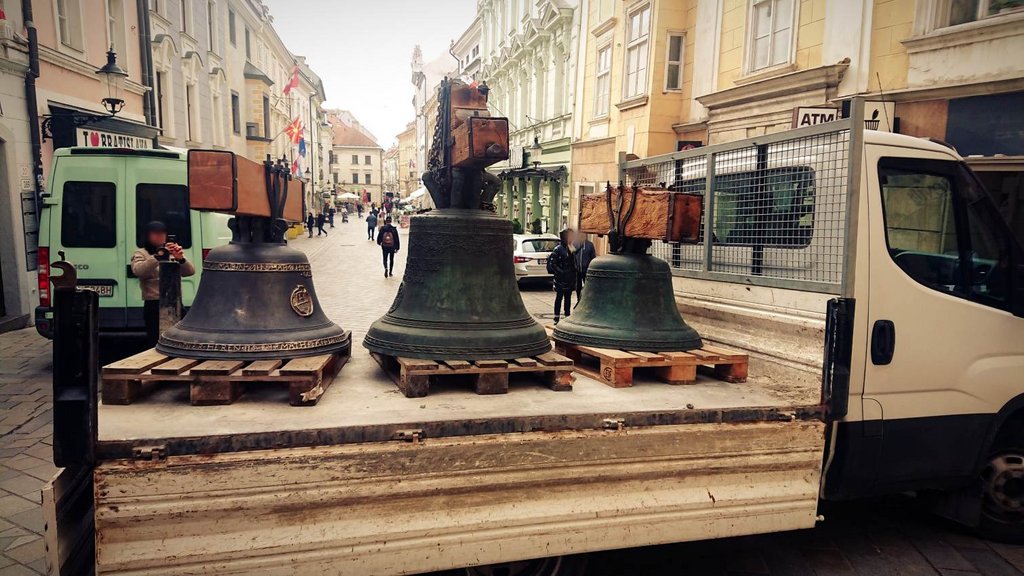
[862,145,1024,493]
[51,156,127,329]
[125,157,196,326]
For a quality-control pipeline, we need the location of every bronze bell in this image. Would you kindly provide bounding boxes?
[553,183,702,352]
[552,252,702,352]
[364,77,549,361]
[364,209,550,360]
[157,150,350,360]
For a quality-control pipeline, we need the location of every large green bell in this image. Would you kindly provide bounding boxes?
[552,252,702,352]
[363,209,550,360]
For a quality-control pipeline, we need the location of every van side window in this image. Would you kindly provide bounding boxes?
[136,184,192,248]
[879,158,1010,308]
[61,181,116,248]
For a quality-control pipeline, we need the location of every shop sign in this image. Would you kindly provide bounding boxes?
[77,128,152,149]
[791,106,840,128]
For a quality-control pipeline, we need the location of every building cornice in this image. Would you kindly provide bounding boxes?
[697,61,849,110]
[38,44,148,95]
[903,11,1024,54]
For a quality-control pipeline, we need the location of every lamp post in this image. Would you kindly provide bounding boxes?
[41,46,129,140]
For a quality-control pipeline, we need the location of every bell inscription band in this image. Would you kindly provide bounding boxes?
[364,78,550,360]
[553,184,703,352]
[157,152,350,360]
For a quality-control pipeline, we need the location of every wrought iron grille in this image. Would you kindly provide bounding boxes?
[620,121,856,294]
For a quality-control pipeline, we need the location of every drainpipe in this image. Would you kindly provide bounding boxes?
[137,0,156,128]
[21,0,42,219]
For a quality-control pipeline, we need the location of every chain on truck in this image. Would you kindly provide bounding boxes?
[42,100,1023,575]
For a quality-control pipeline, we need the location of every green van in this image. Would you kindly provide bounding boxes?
[35,147,231,338]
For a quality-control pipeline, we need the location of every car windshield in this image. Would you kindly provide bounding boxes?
[522,239,558,253]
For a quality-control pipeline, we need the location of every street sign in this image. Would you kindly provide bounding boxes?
[791,106,840,128]
[76,128,152,149]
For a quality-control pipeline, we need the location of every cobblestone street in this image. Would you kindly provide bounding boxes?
[0,216,1021,575]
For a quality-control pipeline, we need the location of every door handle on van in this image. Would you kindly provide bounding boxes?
[870,320,895,365]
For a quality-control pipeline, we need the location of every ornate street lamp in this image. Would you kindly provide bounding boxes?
[97,45,129,115]
[41,45,129,141]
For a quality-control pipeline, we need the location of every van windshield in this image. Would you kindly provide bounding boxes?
[61,181,116,248]
[136,184,192,248]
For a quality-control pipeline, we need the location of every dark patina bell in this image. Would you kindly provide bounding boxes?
[552,252,702,352]
[157,239,350,360]
[364,209,550,360]
[157,150,349,360]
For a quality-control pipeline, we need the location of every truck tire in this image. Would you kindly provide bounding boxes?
[465,554,588,576]
[978,418,1024,543]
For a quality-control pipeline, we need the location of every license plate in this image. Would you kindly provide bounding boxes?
[537,259,547,265]
[79,284,113,297]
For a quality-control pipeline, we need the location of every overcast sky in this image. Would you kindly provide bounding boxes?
[264,0,477,147]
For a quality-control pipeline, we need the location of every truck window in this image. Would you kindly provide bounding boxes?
[879,158,1010,307]
[61,181,117,248]
[136,184,192,248]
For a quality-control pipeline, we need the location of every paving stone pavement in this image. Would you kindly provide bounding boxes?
[0,214,1020,575]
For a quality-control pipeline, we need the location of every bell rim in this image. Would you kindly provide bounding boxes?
[156,330,351,360]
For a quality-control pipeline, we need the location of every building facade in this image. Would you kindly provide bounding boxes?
[327,111,384,206]
[395,121,418,196]
[478,0,580,234]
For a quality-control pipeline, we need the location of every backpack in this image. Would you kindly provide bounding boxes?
[381,229,396,248]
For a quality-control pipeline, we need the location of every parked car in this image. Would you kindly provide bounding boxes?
[35,147,231,339]
[512,234,559,284]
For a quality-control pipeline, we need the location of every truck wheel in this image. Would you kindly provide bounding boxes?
[978,447,1024,544]
[465,554,587,576]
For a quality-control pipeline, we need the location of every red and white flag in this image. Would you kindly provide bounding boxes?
[283,64,300,95]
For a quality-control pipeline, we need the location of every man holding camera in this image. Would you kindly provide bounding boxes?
[131,221,195,346]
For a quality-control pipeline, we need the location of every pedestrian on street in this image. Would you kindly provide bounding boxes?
[328,206,336,228]
[547,228,578,324]
[377,216,400,277]
[366,210,378,241]
[357,204,364,219]
[573,231,596,301]
[131,221,195,347]
[306,212,315,238]
[316,212,328,236]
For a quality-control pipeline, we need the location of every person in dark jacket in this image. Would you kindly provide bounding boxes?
[572,232,596,300]
[547,229,578,324]
[366,211,379,241]
[328,206,336,228]
[306,212,315,238]
[131,221,195,347]
[316,212,328,236]
[376,216,400,277]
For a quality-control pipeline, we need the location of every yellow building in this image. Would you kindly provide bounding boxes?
[396,121,418,196]
[571,0,700,224]
[571,0,1024,239]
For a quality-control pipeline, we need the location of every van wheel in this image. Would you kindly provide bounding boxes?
[978,446,1024,544]
[465,554,587,576]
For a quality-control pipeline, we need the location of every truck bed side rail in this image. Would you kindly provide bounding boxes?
[619,117,862,295]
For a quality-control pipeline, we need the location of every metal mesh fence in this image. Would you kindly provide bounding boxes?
[624,126,852,293]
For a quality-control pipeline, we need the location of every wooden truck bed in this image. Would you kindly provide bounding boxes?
[90,349,826,575]
[96,350,821,458]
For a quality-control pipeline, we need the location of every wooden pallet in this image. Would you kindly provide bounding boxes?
[369,352,574,398]
[101,337,350,406]
[553,340,748,388]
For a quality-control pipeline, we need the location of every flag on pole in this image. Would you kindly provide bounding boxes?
[291,157,301,176]
[283,64,300,95]
[298,137,307,158]
[285,118,303,144]
[458,74,478,89]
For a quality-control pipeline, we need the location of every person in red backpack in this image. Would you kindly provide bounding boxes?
[376,216,401,277]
